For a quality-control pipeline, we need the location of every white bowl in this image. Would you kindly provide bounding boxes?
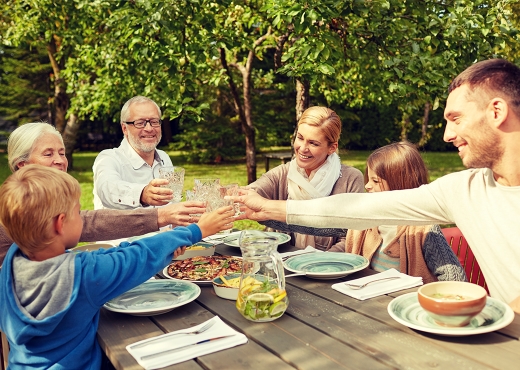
[175,242,215,260]
[212,273,241,300]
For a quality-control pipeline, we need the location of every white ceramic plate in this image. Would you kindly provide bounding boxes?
[104,280,200,316]
[222,231,291,247]
[283,252,369,279]
[387,292,515,336]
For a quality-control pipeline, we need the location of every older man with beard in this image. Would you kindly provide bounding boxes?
[93,96,176,210]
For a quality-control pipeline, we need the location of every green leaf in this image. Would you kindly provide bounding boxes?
[318,64,335,75]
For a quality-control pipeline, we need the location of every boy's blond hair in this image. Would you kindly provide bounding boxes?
[0,165,81,256]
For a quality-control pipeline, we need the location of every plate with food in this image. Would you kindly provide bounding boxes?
[387,292,515,336]
[283,252,369,279]
[103,279,200,316]
[222,231,291,248]
[163,255,243,284]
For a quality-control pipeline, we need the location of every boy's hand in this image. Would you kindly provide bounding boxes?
[173,246,187,259]
[197,206,235,238]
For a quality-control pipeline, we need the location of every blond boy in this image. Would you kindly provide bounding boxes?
[0,165,234,369]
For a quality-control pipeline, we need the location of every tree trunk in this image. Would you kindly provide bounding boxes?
[418,102,431,147]
[399,112,411,141]
[62,113,80,170]
[219,29,271,184]
[220,48,255,182]
[47,37,69,133]
[293,78,310,144]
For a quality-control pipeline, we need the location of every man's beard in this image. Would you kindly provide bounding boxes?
[462,117,503,169]
[127,132,162,154]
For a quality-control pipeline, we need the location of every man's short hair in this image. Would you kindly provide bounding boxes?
[120,96,162,123]
[0,165,81,256]
[449,58,520,117]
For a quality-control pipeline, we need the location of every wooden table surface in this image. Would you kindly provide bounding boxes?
[97,243,520,370]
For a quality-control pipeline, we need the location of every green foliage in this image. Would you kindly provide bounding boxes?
[0,46,51,122]
[1,0,520,160]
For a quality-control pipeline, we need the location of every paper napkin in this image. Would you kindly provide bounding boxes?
[279,245,320,259]
[127,316,247,370]
[331,268,423,300]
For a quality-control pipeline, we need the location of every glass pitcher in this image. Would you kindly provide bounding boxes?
[236,230,288,322]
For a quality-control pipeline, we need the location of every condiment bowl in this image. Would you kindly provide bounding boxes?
[212,273,241,300]
[418,281,487,327]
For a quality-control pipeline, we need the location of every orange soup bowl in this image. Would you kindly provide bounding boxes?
[417,281,487,327]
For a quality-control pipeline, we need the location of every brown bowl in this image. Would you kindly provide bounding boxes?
[418,281,487,327]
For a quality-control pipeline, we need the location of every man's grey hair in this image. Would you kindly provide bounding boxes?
[120,96,162,123]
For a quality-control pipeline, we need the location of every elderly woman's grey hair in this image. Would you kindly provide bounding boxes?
[120,96,162,123]
[7,122,63,172]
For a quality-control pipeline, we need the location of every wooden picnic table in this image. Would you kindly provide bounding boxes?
[263,152,293,172]
[97,242,520,370]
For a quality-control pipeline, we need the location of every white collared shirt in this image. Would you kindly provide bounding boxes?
[92,138,173,210]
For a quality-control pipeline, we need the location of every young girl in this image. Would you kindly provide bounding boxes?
[329,141,466,283]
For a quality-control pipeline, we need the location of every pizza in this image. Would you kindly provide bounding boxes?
[166,255,242,281]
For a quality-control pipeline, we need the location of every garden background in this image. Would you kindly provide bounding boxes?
[0,1,519,223]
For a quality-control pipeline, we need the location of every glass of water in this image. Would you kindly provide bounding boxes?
[159,166,185,203]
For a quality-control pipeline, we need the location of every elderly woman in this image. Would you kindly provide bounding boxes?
[0,122,206,264]
[249,106,364,250]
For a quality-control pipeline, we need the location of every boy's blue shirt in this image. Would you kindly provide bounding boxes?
[0,224,202,369]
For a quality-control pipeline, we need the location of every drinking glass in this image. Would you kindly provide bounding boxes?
[222,183,240,217]
[159,166,185,203]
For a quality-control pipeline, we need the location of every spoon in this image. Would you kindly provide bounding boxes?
[344,276,401,290]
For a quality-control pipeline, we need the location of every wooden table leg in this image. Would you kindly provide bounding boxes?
[1,331,8,370]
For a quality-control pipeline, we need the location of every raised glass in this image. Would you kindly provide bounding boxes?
[158,166,185,203]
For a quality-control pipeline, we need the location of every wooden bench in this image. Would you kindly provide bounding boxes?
[263,152,293,172]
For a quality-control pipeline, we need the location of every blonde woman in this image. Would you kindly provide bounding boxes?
[249,106,364,250]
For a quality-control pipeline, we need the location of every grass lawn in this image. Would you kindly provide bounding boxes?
[0,147,464,230]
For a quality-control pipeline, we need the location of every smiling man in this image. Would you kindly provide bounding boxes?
[235,59,520,313]
[93,96,176,210]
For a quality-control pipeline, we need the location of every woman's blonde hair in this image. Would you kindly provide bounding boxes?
[7,122,63,172]
[297,106,342,147]
[364,141,429,191]
[0,165,81,257]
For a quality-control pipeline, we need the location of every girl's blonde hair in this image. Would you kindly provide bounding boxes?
[297,106,342,147]
[364,141,429,191]
[0,165,81,257]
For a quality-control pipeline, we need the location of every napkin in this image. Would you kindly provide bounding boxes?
[331,268,423,300]
[203,230,242,244]
[279,245,320,259]
[127,316,247,369]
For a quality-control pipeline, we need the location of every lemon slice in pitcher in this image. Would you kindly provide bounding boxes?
[247,293,274,303]
[269,301,287,317]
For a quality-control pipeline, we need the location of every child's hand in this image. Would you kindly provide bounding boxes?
[173,246,187,259]
[197,206,235,238]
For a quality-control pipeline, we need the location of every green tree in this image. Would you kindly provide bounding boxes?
[264,0,520,146]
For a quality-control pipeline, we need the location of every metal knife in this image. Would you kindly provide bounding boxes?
[140,334,237,361]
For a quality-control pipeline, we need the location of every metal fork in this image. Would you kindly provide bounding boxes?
[344,276,401,290]
[129,318,216,349]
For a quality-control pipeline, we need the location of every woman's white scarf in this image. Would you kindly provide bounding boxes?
[287,152,341,248]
